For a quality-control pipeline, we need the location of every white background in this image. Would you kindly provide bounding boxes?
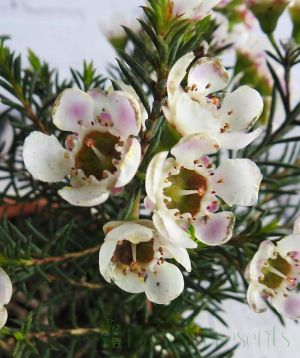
[0,1,299,357]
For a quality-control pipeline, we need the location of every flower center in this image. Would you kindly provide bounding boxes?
[164,168,207,216]
[113,239,154,267]
[75,131,121,179]
[260,254,292,290]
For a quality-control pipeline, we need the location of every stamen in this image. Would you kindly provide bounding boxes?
[178,189,199,196]
[132,244,137,262]
[91,146,106,161]
[268,265,287,279]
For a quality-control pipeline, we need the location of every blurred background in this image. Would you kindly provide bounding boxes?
[0,1,299,357]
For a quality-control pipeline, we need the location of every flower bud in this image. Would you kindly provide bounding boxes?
[247,0,291,33]
[289,0,300,42]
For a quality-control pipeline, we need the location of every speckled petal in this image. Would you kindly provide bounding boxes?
[52,88,94,132]
[145,262,184,304]
[171,133,220,169]
[212,158,262,206]
[153,211,197,249]
[219,86,264,131]
[188,57,228,96]
[167,52,195,99]
[193,211,235,246]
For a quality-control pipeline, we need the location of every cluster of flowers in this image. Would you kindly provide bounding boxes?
[1,0,299,330]
[21,51,263,305]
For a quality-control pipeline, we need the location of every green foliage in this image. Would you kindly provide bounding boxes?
[0,1,300,357]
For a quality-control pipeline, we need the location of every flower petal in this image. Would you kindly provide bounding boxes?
[23,132,74,183]
[276,234,300,258]
[219,86,264,131]
[0,268,12,306]
[249,240,276,281]
[217,128,263,150]
[115,137,141,188]
[58,185,109,207]
[193,211,235,246]
[171,133,220,168]
[105,222,153,245]
[247,282,268,313]
[145,151,169,204]
[99,240,118,282]
[0,306,8,329]
[89,89,142,138]
[163,245,191,272]
[213,158,262,206]
[272,291,300,320]
[188,57,228,96]
[112,268,145,294]
[167,92,217,136]
[52,88,94,132]
[145,262,184,304]
[167,52,195,99]
[153,211,197,249]
[294,217,300,234]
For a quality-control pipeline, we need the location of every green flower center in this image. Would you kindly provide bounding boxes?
[260,254,292,290]
[75,131,121,179]
[114,239,154,266]
[163,168,207,217]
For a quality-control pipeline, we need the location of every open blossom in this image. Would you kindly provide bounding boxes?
[0,268,12,329]
[246,217,300,319]
[23,88,142,207]
[171,0,221,19]
[99,220,190,304]
[164,53,264,150]
[145,134,262,247]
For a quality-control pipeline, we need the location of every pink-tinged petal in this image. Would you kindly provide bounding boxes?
[276,234,300,259]
[173,0,221,19]
[247,282,268,313]
[249,240,276,281]
[171,133,220,169]
[294,217,300,234]
[272,291,300,320]
[212,158,262,206]
[58,185,109,207]
[145,262,184,304]
[88,89,142,138]
[167,52,195,100]
[217,128,263,150]
[144,196,155,211]
[112,269,145,294]
[153,211,197,249]
[0,306,8,329]
[52,88,94,132]
[115,137,141,188]
[219,86,264,131]
[99,240,118,283]
[0,268,12,306]
[193,211,235,246]
[188,57,228,96]
[23,132,74,183]
[145,151,169,204]
[109,92,142,138]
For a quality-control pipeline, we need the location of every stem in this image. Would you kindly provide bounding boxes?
[22,244,101,266]
[28,327,105,341]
